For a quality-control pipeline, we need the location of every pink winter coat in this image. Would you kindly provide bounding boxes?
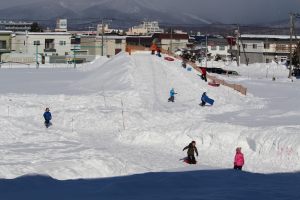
[234,152,244,167]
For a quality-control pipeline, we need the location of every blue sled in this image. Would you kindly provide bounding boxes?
[203,95,214,105]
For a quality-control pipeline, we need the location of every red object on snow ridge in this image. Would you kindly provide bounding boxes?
[164,57,175,61]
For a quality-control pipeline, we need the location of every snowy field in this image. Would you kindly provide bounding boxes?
[0,52,300,199]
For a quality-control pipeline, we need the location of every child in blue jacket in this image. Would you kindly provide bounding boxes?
[43,108,52,128]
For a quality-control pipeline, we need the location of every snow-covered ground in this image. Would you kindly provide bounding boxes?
[0,52,300,199]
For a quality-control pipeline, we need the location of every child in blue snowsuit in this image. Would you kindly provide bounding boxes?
[43,108,52,128]
[168,88,177,102]
[200,92,207,106]
[200,92,214,106]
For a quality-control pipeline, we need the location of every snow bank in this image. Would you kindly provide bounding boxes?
[0,52,299,181]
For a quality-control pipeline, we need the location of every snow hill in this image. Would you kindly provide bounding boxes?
[0,52,300,199]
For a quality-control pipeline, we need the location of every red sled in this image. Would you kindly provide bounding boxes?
[164,57,175,61]
[183,157,197,164]
[208,82,220,87]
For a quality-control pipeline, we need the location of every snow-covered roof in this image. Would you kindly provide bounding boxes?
[241,34,299,40]
[95,35,127,39]
[15,32,71,36]
[0,30,13,34]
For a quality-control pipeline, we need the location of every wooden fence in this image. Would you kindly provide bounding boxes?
[126,46,247,95]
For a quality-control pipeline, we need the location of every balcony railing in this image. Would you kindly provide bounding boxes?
[44,48,56,53]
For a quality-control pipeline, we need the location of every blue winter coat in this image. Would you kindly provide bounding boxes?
[170,89,176,97]
[43,112,52,121]
[201,93,207,101]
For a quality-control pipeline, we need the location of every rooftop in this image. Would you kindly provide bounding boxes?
[0,30,13,34]
[241,34,300,40]
[15,32,71,36]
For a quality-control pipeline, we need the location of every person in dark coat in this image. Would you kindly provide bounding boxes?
[43,107,52,128]
[200,67,207,82]
[156,48,162,57]
[182,60,187,68]
[183,141,198,164]
[200,92,207,106]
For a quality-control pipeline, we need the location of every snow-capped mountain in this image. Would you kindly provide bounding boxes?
[0,0,214,27]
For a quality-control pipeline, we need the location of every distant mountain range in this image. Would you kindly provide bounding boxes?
[0,0,216,29]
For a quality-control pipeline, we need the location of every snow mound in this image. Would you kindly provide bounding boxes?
[76,53,134,92]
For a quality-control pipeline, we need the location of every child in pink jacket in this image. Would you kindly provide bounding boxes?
[234,147,244,170]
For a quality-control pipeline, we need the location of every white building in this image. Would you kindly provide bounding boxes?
[12,32,72,56]
[55,19,68,32]
[207,38,230,58]
[97,24,124,35]
[127,21,164,36]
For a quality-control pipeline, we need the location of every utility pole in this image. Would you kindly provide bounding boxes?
[205,34,208,68]
[236,25,240,66]
[73,49,76,69]
[289,13,294,78]
[170,27,173,54]
[101,19,105,56]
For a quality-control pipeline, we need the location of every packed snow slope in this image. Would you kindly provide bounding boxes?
[0,52,299,181]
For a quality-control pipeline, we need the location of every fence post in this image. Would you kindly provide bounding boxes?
[121,99,125,131]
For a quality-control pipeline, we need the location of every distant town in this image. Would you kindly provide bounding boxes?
[0,17,299,70]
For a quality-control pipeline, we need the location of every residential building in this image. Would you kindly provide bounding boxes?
[97,24,124,35]
[0,31,12,61]
[126,36,154,48]
[152,33,189,52]
[236,34,299,64]
[126,21,164,36]
[12,32,72,56]
[0,20,32,32]
[10,32,72,63]
[207,38,230,58]
[80,35,126,57]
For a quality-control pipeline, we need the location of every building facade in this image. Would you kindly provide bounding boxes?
[0,31,12,61]
[12,32,72,56]
[152,33,189,52]
[80,35,126,57]
[237,34,298,64]
[127,21,164,36]
[207,38,230,58]
[0,21,32,32]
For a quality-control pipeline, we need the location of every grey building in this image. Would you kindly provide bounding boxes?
[236,34,299,64]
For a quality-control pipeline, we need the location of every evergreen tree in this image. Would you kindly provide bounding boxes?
[30,22,43,32]
[292,41,300,68]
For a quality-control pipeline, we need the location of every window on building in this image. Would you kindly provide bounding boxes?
[59,41,66,46]
[211,46,217,51]
[33,41,40,45]
[0,40,7,49]
[115,39,122,44]
[219,46,225,51]
[264,43,270,49]
[266,58,270,63]
[45,39,55,49]
[242,44,247,49]
[253,44,257,49]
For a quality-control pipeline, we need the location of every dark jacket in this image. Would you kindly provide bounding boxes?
[43,111,52,121]
[183,143,198,156]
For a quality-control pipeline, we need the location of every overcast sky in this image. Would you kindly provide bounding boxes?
[1,0,299,24]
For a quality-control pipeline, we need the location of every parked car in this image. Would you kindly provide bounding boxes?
[200,67,239,76]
